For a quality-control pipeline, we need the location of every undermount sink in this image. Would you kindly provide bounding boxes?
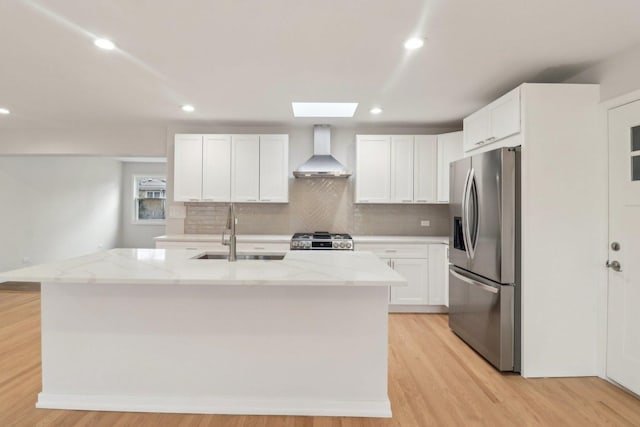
[193,253,285,261]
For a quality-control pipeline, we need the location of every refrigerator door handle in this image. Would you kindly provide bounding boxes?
[461,168,472,259]
[450,268,499,294]
[464,168,476,259]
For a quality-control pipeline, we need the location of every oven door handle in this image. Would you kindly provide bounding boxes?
[450,269,498,294]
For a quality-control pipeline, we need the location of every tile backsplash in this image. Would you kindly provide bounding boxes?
[184,178,449,236]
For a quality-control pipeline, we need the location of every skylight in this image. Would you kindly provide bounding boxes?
[291,102,358,118]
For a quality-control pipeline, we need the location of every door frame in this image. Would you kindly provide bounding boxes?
[599,88,640,380]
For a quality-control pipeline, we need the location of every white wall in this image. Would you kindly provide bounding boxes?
[565,43,640,101]
[120,162,167,248]
[0,156,122,273]
[0,126,166,156]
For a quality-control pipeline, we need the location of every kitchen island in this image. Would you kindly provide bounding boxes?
[0,249,405,417]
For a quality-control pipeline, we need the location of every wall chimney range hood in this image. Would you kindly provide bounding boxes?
[293,125,352,178]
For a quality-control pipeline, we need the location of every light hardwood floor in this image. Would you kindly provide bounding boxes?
[1,289,639,426]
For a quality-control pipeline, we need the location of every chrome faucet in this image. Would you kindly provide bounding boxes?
[221,203,237,262]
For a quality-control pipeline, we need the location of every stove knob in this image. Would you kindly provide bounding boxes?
[346,241,352,249]
[339,242,346,248]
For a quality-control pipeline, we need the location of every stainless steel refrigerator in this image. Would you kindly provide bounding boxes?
[448,146,520,372]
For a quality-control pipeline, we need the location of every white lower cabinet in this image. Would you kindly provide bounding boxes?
[357,242,449,312]
[387,258,429,305]
[427,244,449,307]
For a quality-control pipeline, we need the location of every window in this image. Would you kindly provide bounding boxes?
[134,176,166,223]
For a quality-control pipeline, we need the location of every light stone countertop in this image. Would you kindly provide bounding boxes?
[154,234,449,245]
[0,248,407,287]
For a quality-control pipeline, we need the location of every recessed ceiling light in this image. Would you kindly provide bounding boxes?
[370,107,383,115]
[0,108,10,115]
[181,105,195,112]
[94,38,116,50]
[292,102,358,118]
[404,37,424,50]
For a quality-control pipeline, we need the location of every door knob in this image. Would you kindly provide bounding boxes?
[606,260,622,272]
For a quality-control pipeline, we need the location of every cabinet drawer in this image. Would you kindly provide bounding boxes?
[156,241,225,250]
[356,243,429,259]
[236,242,289,253]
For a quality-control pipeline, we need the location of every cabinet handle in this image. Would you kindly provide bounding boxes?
[246,199,257,202]
[474,140,484,146]
[189,198,200,201]
[416,199,427,202]
[253,246,265,250]
[402,199,412,203]
[385,249,397,253]
[486,136,496,141]
[261,199,271,202]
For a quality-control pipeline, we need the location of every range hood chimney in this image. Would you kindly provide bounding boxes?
[293,125,352,178]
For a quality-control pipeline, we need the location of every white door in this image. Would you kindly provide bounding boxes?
[259,134,289,202]
[174,134,203,202]
[202,135,231,202]
[390,258,429,305]
[489,87,521,141]
[231,135,260,202]
[436,132,463,202]
[414,135,438,203]
[355,135,391,203]
[427,244,448,306]
[463,110,490,152]
[390,135,414,203]
[607,99,640,395]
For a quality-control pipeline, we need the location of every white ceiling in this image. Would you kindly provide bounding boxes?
[1,0,640,129]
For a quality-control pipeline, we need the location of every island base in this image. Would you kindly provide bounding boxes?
[38,282,392,418]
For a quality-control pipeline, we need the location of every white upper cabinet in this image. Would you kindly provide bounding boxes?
[391,136,415,203]
[231,135,260,202]
[259,134,289,202]
[202,135,231,202]
[463,87,521,153]
[355,135,391,203]
[463,112,490,150]
[174,134,288,204]
[356,134,439,204]
[414,135,438,203]
[436,131,463,203]
[174,134,204,202]
[490,88,520,141]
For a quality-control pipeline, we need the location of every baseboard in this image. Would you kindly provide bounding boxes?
[0,281,40,292]
[36,393,392,418]
[389,305,448,313]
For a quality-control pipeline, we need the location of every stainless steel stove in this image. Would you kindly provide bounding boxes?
[290,231,354,250]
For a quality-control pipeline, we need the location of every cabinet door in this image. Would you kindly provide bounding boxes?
[174,134,203,202]
[390,258,429,305]
[427,244,448,306]
[259,134,289,202]
[414,135,438,203]
[390,136,414,203]
[489,87,520,141]
[463,110,490,153]
[202,134,231,202]
[231,135,260,202]
[355,135,391,203]
[436,131,463,202]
